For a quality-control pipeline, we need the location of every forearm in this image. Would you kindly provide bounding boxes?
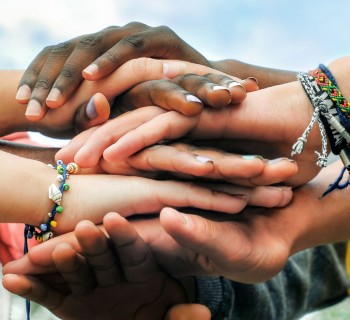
[0,150,55,225]
[288,160,350,254]
[210,59,297,88]
[0,140,58,163]
[0,70,29,135]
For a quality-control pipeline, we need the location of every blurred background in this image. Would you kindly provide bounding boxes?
[1,0,350,318]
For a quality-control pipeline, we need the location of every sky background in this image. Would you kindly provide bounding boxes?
[1,0,350,71]
[1,0,350,144]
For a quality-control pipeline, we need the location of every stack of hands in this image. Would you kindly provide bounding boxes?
[1,23,350,319]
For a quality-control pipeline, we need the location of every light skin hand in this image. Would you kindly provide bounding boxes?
[67,78,320,186]
[6,161,346,285]
[1,150,275,234]
[133,160,350,283]
[56,97,298,188]
[3,213,188,320]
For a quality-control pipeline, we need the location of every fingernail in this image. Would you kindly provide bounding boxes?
[86,96,98,119]
[246,76,259,84]
[83,64,98,76]
[186,94,202,104]
[46,88,62,102]
[234,194,248,200]
[196,155,213,164]
[266,185,292,191]
[25,99,41,116]
[15,85,31,101]
[268,157,292,165]
[171,209,189,225]
[212,85,229,91]
[242,155,263,160]
[228,81,244,88]
[163,61,186,78]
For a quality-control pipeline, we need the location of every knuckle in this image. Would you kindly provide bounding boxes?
[124,21,148,31]
[77,35,101,49]
[102,25,118,32]
[130,57,154,76]
[34,77,51,90]
[50,41,73,54]
[156,25,177,37]
[104,50,119,64]
[59,65,77,79]
[120,34,145,50]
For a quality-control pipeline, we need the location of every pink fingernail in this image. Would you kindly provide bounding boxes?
[186,94,202,104]
[196,155,212,163]
[46,88,62,102]
[213,85,229,91]
[25,99,41,116]
[83,64,99,76]
[86,96,98,119]
[16,85,31,101]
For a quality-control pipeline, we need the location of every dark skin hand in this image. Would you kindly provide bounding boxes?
[3,213,188,320]
[16,22,210,110]
[16,21,296,114]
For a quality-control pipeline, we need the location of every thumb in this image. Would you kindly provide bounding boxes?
[159,207,240,272]
[74,92,110,132]
[164,304,211,320]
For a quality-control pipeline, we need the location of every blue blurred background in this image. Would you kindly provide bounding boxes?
[1,0,350,71]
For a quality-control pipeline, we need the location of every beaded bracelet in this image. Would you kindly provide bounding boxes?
[24,160,80,253]
[293,64,350,196]
[24,160,80,320]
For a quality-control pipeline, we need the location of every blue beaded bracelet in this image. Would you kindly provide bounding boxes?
[24,160,80,251]
[23,160,80,320]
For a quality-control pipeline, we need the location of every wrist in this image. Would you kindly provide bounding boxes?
[0,152,55,225]
[289,161,350,254]
[327,56,350,100]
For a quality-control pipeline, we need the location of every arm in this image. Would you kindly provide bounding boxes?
[3,214,189,320]
[71,56,350,186]
[211,59,297,88]
[0,140,58,163]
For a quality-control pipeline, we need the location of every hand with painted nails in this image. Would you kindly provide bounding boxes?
[15,22,213,111]
[2,213,189,320]
[0,68,110,138]
[19,57,255,124]
[62,68,328,186]
[15,21,297,117]
[57,119,298,190]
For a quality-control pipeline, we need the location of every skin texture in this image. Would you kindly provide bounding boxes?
[3,214,188,320]
[16,21,295,114]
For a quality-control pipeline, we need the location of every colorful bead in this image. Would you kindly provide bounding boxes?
[25,160,80,249]
[42,232,53,242]
[57,166,64,174]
